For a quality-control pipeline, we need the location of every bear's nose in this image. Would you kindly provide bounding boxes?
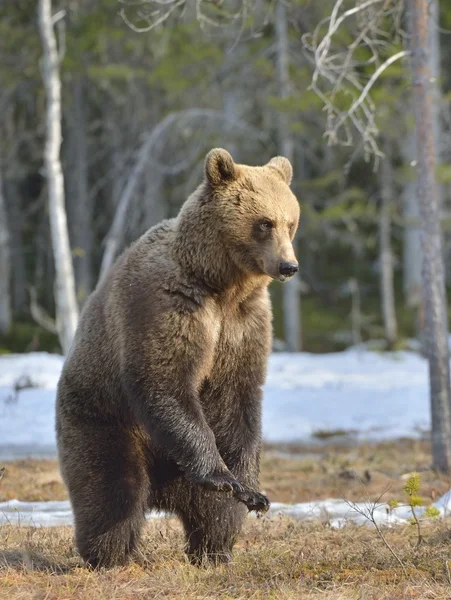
[279,261,299,277]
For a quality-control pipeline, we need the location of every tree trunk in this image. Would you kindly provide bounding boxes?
[403,0,443,326]
[5,180,27,313]
[38,0,78,354]
[379,143,398,349]
[0,174,11,334]
[410,0,451,473]
[428,0,442,207]
[275,0,302,352]
[65,75,93,306]
[402,132,423,312]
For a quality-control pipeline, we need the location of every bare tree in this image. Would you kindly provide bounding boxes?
[379,142,397,349]
[100,108,265,279]
[306,0,451,471]
[99,132,156,279]
[0,173,11,334]
[38,0,79,354]
[410,0,451,472]
[119,0,259,33]
[303,0,407,163]
[275,0,302,352]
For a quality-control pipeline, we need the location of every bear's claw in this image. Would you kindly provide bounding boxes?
[234,489,270,513]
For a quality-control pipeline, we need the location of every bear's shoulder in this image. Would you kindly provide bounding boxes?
[114,218,207,316]
[121,218,176,271]
[142,218,176,247]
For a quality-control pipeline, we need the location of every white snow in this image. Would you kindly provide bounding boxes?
[0,499,163,527]
[264,349,429,443]
[0,352,63,389]
[1,492,450,528]
[0,350,430,459]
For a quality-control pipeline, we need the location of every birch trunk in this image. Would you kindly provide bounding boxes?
[410,0,451,472]
[0,174,11,334]
[379,145,398,349]
[38,0,78,354]
[275,0,301,352]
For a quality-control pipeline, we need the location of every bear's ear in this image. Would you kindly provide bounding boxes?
[267,156,293,185]
[205,148,237,186]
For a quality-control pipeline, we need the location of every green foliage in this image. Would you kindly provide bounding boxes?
[0,321,60,355]
[409,495,423,508]
[267,90,323,113]
[403,472,420,497]
[390,472,441,544]
[437,165,451,184]
[424,506,440,519]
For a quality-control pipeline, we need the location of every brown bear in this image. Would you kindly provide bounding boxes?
[56,148,300,568]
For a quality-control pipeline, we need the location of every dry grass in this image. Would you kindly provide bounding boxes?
[261,438,450,505]
[1,438,448,505]
[2,517,451,599]
[0,460,65,502]
[2,438,451,598]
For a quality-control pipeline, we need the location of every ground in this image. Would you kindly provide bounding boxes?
[2,440,451,599]
[2,517,451,600]
[1,351,451,597]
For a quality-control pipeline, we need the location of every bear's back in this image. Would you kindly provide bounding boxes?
[57,219,178,420]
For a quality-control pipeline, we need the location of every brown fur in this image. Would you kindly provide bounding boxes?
[56,149,300,567]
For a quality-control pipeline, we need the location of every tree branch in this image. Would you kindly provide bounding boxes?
[303,0,406,163]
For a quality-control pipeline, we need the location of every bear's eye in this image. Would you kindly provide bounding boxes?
[259,219,273,232]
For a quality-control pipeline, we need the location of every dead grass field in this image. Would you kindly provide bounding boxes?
[2,438,451,599]
[2,516,451,599]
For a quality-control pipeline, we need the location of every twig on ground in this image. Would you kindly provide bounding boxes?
[344,487,408,577]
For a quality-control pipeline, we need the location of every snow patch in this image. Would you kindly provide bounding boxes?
[0,353,64,389]
[1,491,449,528]
[264,350,429,443]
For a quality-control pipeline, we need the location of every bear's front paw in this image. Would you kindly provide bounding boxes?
[234,489,270,513]
[194,469,244,494]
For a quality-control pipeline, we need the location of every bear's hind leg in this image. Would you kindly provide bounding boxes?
[178,489,247,565]
[58,423,148,568]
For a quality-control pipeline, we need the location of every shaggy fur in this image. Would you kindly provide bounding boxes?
[56,149,300,567]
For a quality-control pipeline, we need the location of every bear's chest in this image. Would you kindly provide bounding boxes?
[199,290,271,381]
[196,293,272,419]
[201,300,245,355]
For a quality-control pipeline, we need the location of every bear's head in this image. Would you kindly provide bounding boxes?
[175,148,300,289]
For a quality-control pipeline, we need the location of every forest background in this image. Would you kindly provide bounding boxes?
[1,0,450,356]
